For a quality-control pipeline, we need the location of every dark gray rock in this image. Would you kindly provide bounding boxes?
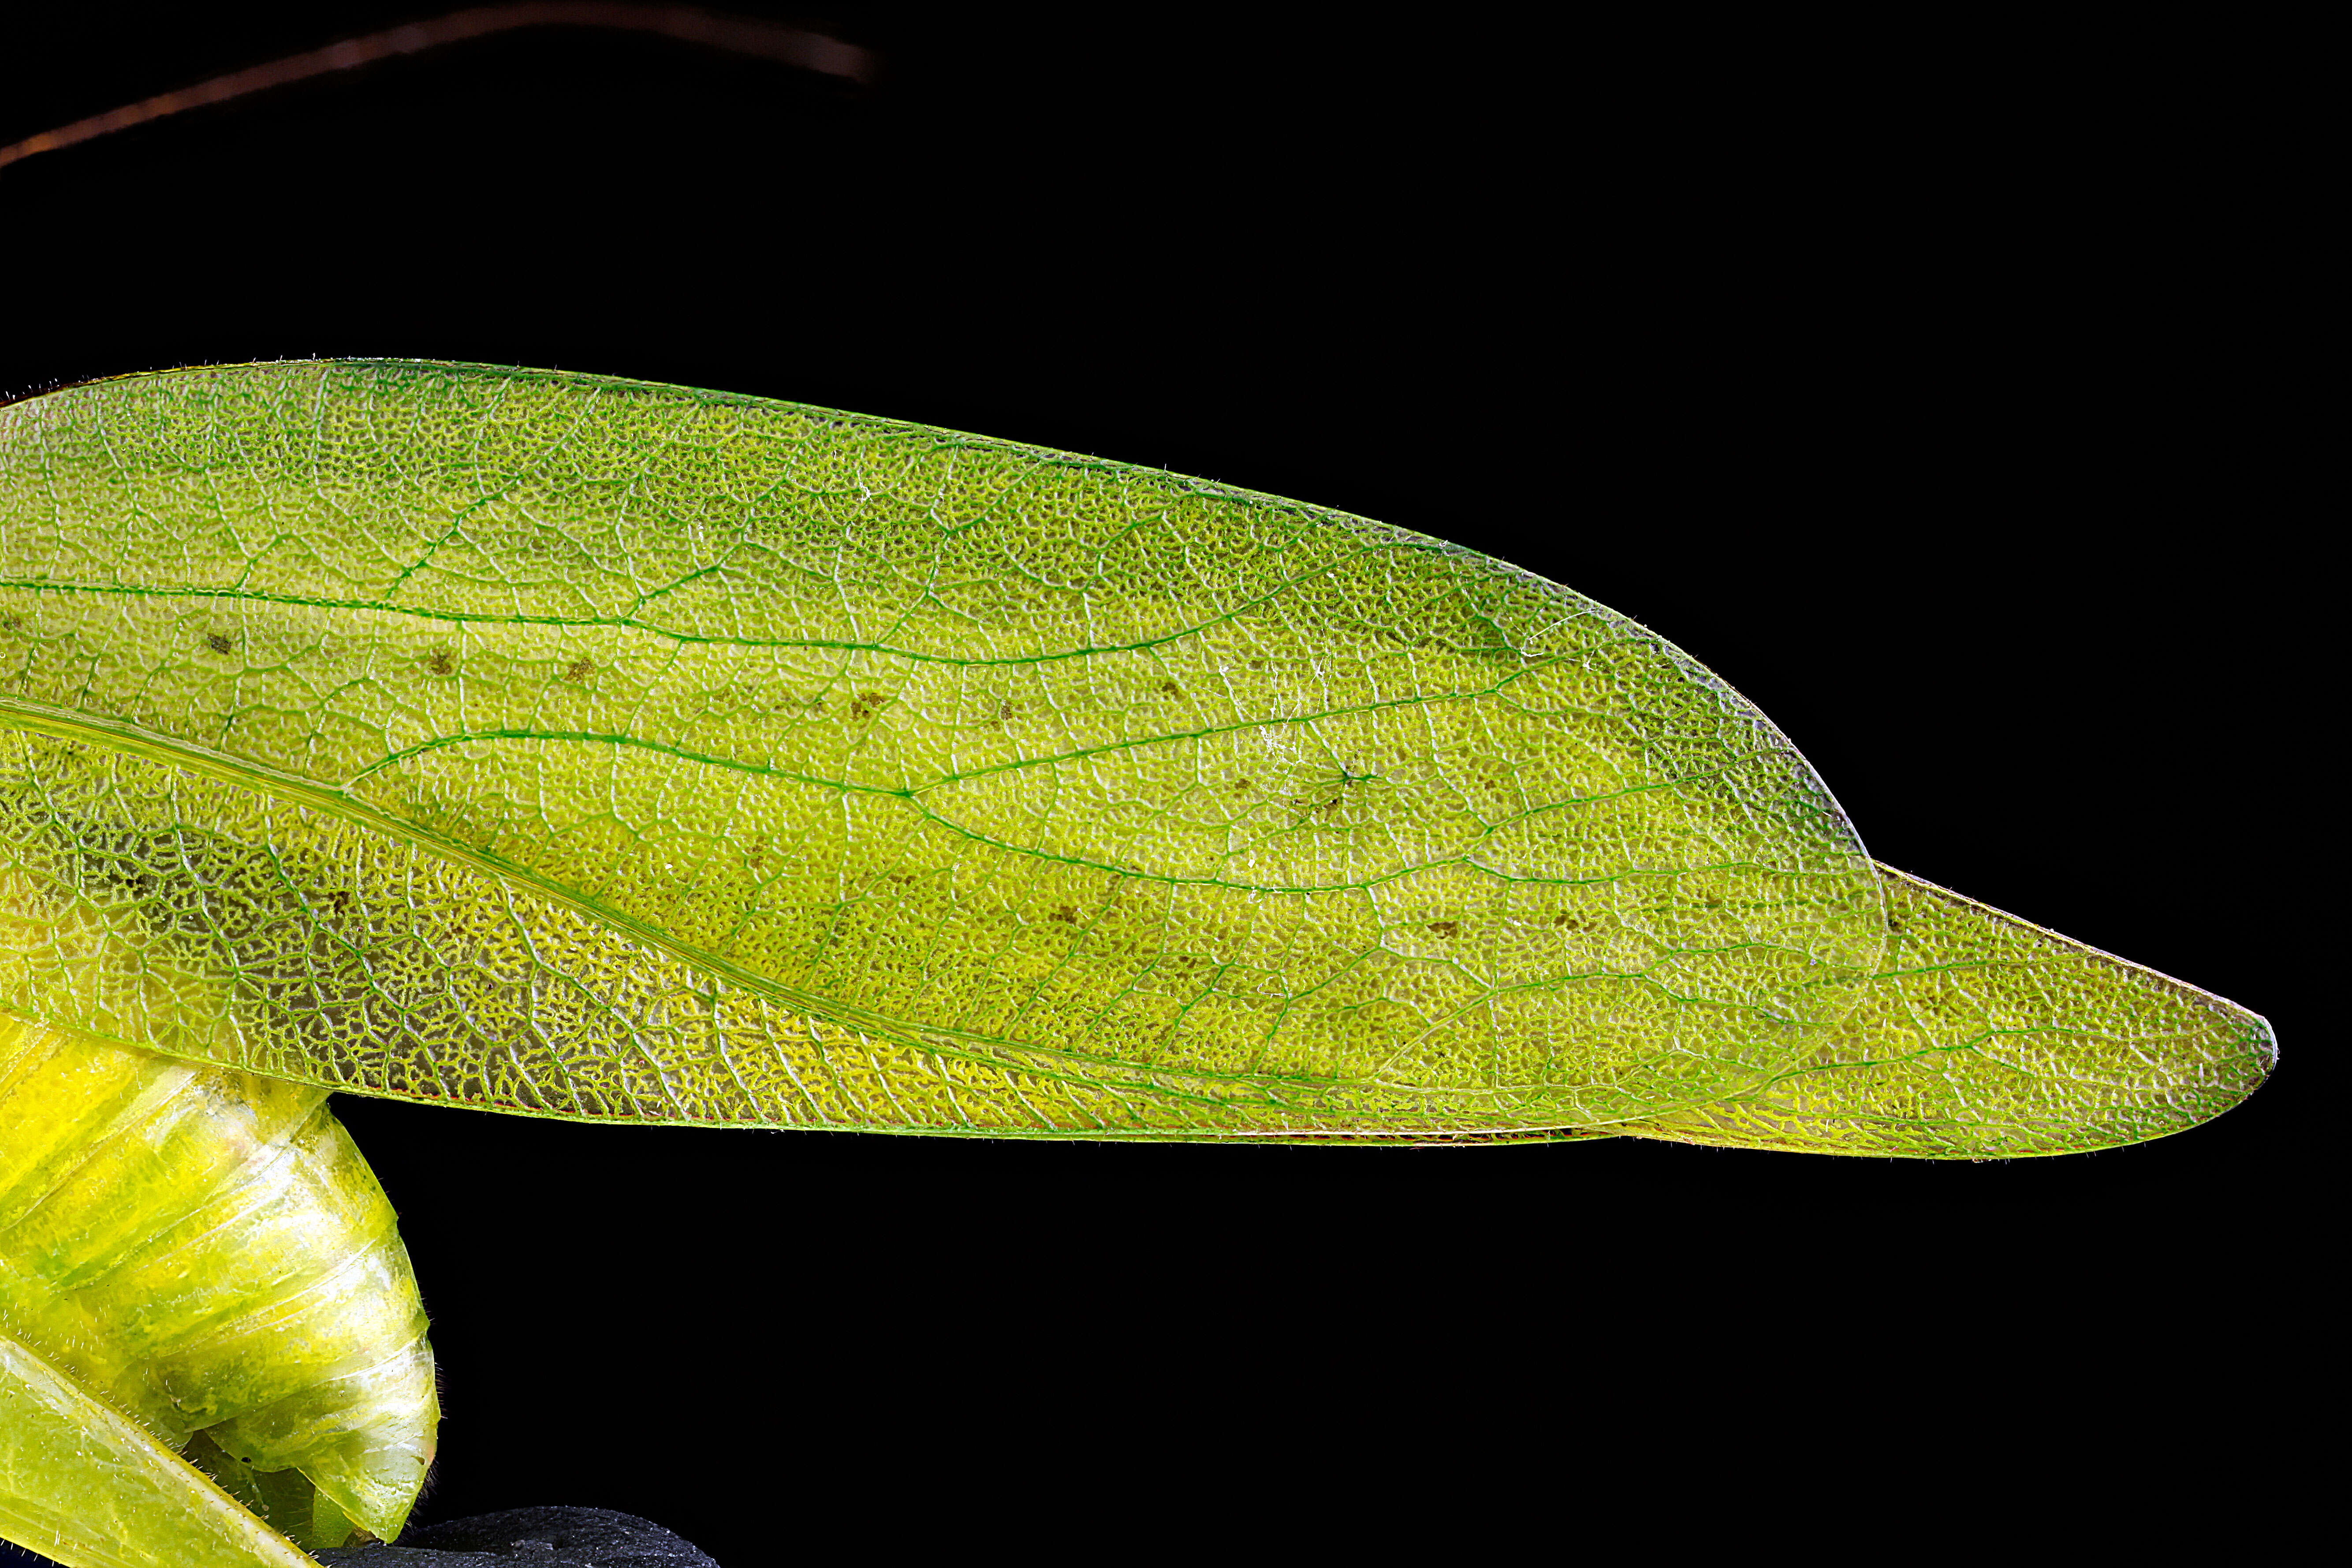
[313,1506,717,1566]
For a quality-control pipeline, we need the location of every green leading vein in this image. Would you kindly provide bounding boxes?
[0,358,2272,1151]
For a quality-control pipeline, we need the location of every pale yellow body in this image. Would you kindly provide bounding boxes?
[0,1014,434,1561]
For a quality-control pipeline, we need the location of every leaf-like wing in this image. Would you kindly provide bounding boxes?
[0,359,1882,1139]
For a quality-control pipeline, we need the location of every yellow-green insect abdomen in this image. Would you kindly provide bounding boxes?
[0,1013,435,1557]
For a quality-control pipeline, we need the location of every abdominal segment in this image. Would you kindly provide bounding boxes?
[0,1013,436,1549]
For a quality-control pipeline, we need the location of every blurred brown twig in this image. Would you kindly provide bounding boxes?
[0,3,877,171]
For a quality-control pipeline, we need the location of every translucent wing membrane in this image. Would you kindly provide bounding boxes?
[0,358,2274,1566]
[0,359,2270,1147]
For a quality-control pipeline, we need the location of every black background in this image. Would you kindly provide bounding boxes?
[0,6,2316,1562]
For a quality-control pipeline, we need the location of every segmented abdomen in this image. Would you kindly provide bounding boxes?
[0,1013,436,1549]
